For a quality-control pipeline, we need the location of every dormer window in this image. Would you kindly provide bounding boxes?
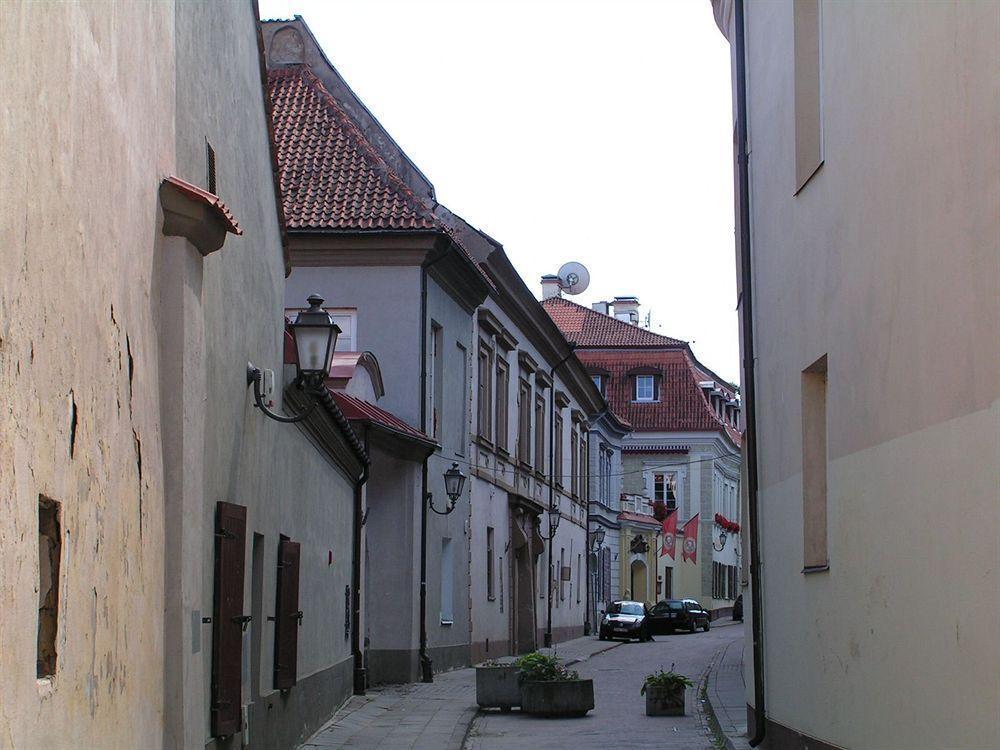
[635,375,655,402]
[591,374,605,395]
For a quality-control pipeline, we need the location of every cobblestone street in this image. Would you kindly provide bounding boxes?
[300,622,742,750]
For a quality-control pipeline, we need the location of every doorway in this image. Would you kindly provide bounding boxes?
[630,560,648,604]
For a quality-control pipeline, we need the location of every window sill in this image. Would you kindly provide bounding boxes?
[495,446,510,459]
[440,619,454,627]
[802,564,830,575]
[476,435,494,450]
[487,596,496,602]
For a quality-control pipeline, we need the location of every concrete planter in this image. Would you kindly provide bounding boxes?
[644,685,686,716]
[475,665,521,711]
[521,679,595,718]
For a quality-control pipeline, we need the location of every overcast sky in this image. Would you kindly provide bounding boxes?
[259,0,738,382]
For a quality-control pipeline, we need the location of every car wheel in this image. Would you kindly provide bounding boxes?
[690,620,697,634]
[703,619,710,632]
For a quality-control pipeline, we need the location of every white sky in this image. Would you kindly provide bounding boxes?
[259,0,739,383]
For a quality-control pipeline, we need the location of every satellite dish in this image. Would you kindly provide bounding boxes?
[557,261,590,295]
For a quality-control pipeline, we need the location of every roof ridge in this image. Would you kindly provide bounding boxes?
[542,295,687,347]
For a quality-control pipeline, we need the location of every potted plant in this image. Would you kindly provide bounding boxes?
[641,665,693,716]
[517,652,595,718]
[475,659,521,712]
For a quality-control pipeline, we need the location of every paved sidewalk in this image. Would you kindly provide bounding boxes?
[704,622,753,750]
[298,635,622,750]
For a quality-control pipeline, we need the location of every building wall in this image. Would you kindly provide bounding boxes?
[728,1,999,747]
[166,4,361,749]
[469,298,591,657]
[364,445,423,685]
[0,3,175,748]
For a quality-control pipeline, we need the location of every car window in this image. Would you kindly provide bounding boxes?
[667,601,684,610]
[619,603,644,616]
[650,603,667,614]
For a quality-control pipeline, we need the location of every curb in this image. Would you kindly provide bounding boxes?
[701,641,752,750]
[562,640,625,667]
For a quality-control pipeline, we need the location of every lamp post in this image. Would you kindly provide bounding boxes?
[543,505,561,648]
[589,526,606,635]
[419,462,467,683]
[247,294,341,423]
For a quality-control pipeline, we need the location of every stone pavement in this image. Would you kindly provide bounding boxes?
[704,623,753,750]
[467,623,743,750]
[298,636,625,750]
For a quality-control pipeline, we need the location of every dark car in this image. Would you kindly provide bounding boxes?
[598,600,652,642]
[647,599,711,634]
[732,594,743,621]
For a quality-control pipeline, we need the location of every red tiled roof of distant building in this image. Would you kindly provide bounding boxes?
[541,297,686,348]
[331,391,436,448]
[617,511,660,526]
[268,66,439,232]
[578,349,741,448]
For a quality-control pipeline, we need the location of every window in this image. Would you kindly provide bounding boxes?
[37,496,61,678]
[457,343,468,455]
[653,472,678,511]
[477,342,492,440]
[486,527,495,600]
[517,378,532,465]
[802,354,828,571]
[591,374,604,395]
[553,413,564,488]
[579,433,588,503]
[440,538,454,623]
[286,307,356,352]
[495,359,509,451]
[794,0,824,192]
[430,323,443,439]
[570,426,579,496]
[534,394,545,471]
[635,375,655,402]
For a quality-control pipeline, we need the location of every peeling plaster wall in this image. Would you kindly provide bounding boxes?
[0,3,174,748]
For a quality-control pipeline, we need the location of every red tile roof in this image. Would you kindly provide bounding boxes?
[161,176,243,235]
[268,66,439,232]
[617,511,661,526]
[331,391,436,447]
[540,297,686,348]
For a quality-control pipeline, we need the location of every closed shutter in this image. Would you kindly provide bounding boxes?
[653,376,661,401]
[211,501,247,738]
[273,535,301,689]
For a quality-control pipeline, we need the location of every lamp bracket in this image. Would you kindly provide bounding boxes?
[247,363,317,424]
[426,491,457,516]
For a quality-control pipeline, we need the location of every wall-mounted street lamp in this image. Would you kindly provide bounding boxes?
[591,527,606,550]
[712,530,729,552]
[247,294,341,423]
[544,506,561,540]
[427,463,467,515]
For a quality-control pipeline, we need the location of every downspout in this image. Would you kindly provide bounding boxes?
[545,345,576,648]
[352,432,369,695]
[583,408,609,637]
[418,248,450,683]
[734,0,766,744]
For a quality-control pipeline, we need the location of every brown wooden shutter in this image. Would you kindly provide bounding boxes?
[211,501,247,738]
[653,376,661,402]
[273,535,301,690]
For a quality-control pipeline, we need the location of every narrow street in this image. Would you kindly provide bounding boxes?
[301,622,741,750]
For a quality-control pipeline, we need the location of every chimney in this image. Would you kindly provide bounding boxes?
[611,296,640,325]
[591,301,609,315]
[541,274,562,300]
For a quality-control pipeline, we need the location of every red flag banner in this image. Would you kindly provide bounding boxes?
[682,513,700,563]
[660,510,677,559]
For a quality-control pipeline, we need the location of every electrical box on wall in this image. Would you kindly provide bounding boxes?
[260,368,275,407]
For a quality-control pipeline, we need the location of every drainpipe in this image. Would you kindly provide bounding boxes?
[545,345,576,648]
[418,249,450,683]
[734,0,766,744]
[352,433,369,695]
[583,408,609,637]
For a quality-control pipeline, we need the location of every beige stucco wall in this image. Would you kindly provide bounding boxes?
[732,1,999,747]
[0,2,175,747]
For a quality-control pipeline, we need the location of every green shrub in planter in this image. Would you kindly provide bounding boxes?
[516,652,594,718]
[641,665,693,716]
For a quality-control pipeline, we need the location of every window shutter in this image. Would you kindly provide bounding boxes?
[653,376,660,401]
[211,501,247,738]
[273,536,301,690]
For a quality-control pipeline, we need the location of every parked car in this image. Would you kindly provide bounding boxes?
[733,594,743,621]
[598,600,652,642]
[647,599,711,634]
